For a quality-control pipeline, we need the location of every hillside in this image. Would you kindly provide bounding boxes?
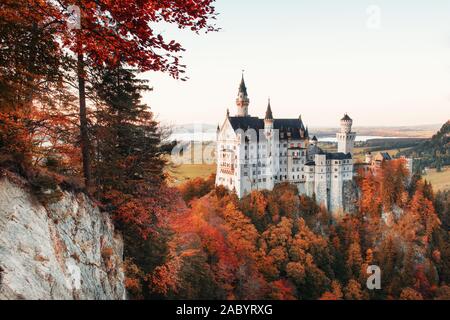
[400,120,450,172]
[163,162,450,300]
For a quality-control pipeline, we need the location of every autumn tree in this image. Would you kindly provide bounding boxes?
[4,0,217,188]
[0,0,68,172]
[399,287,423,300]
[320,280,343,300]
[178,174,216,204]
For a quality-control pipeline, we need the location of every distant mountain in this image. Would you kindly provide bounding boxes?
[170,123,441,138]
[171,123,217,134]
[400,120,450,171]
[311,124,441,138]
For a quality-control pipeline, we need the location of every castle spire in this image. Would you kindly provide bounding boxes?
[236,72,250,117]
[239,72,248,96]
[265,98,273,120]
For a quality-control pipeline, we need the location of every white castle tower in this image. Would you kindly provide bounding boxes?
[236,74,250,117]
[336,114,356,155]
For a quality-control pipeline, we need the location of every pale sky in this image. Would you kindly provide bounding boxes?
[142,0,450,127]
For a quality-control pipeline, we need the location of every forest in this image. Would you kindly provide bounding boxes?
[1,1,449,300]
[125,161,449,300]
[399,121,450,173]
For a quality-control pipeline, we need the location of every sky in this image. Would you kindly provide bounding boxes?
[142,0,450,127]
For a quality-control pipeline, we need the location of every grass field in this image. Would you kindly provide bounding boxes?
[423,166,450,192]
[167,163,216,186]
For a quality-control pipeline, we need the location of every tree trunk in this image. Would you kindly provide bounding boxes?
[77,52,91,189]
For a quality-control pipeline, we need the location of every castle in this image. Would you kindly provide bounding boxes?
[216,76,356,213]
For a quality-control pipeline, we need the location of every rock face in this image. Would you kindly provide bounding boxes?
[0,174,126,300]
[343,179,359,215]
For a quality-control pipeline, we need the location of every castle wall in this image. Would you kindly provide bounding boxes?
[314,154,328,210]
[329,164,344,214]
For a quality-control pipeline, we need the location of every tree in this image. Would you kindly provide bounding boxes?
[91,64,174,236]
[0,0,69,172]
[240,191,269,231]
[399,288,423,300]
[268,280,296,300]
[7,0,218,188]
[178,174,216,204]
[320,280,343,300]
[70,0,217,188]
[344,279,366,300]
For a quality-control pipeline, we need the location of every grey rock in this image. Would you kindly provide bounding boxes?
[0,176,126,300]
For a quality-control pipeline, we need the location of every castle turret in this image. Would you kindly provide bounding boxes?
[264,98,274,130]
[340,114,353,133]
[236,74,249,117]
[337,114,356,155]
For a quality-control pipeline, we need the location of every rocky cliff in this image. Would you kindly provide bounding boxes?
[0,173,126,300]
